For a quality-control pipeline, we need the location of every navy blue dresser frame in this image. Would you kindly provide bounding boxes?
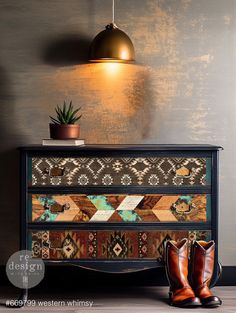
[18,144,223,302]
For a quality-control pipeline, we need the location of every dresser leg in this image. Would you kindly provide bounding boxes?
[5,289,28,308]
[20,288,28,302]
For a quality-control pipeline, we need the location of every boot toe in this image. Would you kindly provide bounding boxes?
[172,297,201,307]
[201,296,222,307]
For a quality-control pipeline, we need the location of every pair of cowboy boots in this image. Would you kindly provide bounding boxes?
[165,238,222,308]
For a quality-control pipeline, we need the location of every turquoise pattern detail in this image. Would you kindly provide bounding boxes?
[88,195,115,211]
[38,196,55,206]
[37,210,58,222]
[118,210,141,222]
[179,195,192,204]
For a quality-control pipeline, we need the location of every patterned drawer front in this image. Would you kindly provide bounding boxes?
[30,230,211,260]
[30,157,211,187]
[30,194,210,223]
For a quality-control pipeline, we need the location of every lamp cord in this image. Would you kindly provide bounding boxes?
[112,0,115,24]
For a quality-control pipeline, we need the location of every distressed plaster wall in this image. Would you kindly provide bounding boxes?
[0,0,235,265]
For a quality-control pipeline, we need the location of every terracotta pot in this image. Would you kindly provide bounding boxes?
[49,124,80,139]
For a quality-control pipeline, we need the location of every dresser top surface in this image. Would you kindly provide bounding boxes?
[18,144,223,151]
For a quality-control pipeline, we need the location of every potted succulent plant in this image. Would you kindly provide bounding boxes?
[49,101,82,139]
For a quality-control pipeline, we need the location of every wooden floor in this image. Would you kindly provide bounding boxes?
[0,286,235,312]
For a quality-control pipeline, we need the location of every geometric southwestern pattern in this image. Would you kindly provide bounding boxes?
[30,230,211,261]
[30,194,209,222]
[30,157,210,187]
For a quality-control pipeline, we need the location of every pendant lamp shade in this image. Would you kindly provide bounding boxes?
[89,23,135,63]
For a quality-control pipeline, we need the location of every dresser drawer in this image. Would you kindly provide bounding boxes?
[30,157,211,187]
[30,229,211,260]
[29,194,210,223]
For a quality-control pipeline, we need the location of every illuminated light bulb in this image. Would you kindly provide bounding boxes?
[120,50,129,60]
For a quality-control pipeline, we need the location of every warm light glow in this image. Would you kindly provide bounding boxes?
[120,49,129,60]
[104,63,120,75]
[48,62,152,143]
[51,63,143,117]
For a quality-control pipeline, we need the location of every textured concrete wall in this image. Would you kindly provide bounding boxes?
[0,0,235,265]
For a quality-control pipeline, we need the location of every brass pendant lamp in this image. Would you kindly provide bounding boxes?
[89,0,135,63]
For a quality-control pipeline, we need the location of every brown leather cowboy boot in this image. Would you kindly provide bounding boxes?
[190,240,222,307]
[165,238,201,307]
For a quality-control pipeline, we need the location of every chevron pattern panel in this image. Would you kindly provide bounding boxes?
[30,157,210,186]
[30,230,211,260]
[30,194,209,222]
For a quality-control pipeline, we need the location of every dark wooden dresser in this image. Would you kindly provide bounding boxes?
[19,144,222,286]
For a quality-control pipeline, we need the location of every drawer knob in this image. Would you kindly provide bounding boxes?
[43,202,70,213]
[175,166,192,177]
[62,203,70,211]
[171,196,193,214]
[43,166,69,177]
[172,202,192,214]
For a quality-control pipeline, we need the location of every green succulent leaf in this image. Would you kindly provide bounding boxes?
[71,114,82,123]
[50,101,82,125]
[63,101,66,116]
[49,116,60,124]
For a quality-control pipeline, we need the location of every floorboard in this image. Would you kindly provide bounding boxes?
[0,286,235,312]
